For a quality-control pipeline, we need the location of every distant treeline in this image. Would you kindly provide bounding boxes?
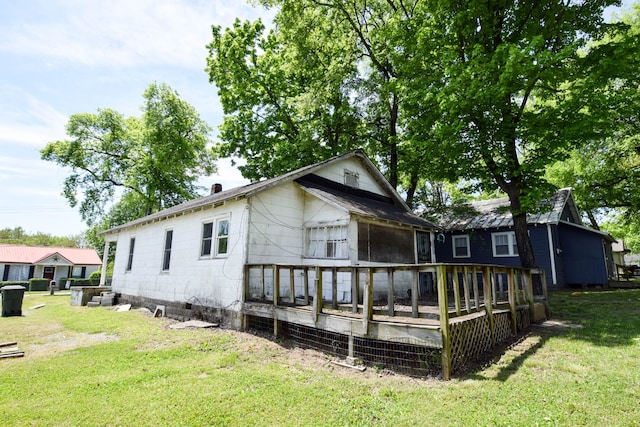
[0,227,82,248]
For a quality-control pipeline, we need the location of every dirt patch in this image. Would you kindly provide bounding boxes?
[27,331,119,358]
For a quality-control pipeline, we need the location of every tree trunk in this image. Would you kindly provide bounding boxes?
[512,212,537,268]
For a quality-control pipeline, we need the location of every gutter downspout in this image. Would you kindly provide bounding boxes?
[546,224,557,286]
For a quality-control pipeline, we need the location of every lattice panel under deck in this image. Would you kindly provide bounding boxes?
[449,315,492,373]
[494,312,512,344]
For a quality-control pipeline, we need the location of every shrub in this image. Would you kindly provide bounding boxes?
[0,281,29,290]
[29,278,51,291]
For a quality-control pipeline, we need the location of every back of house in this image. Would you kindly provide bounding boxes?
[101,150,438,327]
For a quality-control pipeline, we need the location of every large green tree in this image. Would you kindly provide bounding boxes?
[403,0,634,268]
[41,82,216,227]
[210,1,633,268]
[206,1,436,203]
[546,3,640,244]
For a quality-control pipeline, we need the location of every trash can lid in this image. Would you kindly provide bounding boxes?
[1,285,26,291]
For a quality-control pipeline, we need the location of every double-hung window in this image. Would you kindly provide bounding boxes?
[452,235,470,258]
[305,225,348,259]
[201,217,229,257]
[492,231,518,257]
[162,230,173,271]
[126,237,135,271]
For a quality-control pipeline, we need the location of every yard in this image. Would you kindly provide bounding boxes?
[1,289,639,426]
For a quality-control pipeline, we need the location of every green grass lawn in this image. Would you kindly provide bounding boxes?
[1,290,639,426]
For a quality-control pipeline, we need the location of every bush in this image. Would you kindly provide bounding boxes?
[0,281,29,290]
[59,278,98,287]
[29,278,51,291]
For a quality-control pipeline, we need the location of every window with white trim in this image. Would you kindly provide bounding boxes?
[452,235,470,258]
[162,229,173,271]
[126,237,135,271]
[305,225,348,259]
[201,217,229,257]
[492,231,518,257]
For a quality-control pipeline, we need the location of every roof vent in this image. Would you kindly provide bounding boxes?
[211,183,223,194]
[344,170,359,188]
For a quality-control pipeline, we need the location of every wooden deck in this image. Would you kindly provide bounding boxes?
[243,263,548,379]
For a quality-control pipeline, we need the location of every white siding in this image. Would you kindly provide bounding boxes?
[110,199,249,310]
[246,182,306,265]
[313,157,387,195]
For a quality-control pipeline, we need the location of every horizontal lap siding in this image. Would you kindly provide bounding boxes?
[247,182,307,265]
[437,226,556,285]
[111,199,248,309]
[558,224,608,286]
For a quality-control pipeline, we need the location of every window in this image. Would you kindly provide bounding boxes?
[492,232,518,257]
[126,237,135,271]
[452,235,470,258]
[306,225,348,259]
[216,219,229,255]
[201,222,213,256]
[201,217,229,257]
[162,230,173,271]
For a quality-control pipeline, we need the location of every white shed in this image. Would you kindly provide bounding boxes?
[100,150,439,327]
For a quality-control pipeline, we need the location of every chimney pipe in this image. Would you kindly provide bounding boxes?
[212,183,223,194]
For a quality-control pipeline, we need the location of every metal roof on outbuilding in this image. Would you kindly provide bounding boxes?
[439,188,580,231]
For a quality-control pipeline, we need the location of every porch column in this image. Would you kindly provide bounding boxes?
[99,241,110,286]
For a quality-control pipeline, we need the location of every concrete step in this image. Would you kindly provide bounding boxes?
[87,301,101,307]
[91,296,102,303]
[101,297,115,306]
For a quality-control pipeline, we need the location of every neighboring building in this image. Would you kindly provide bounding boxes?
[435,188,616,288]
[0,245,102,283]
[100,150,439,327]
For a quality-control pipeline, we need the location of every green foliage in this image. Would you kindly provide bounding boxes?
[0,227,82,247]
[0,281,29,289]
[41,82,216,227]
[28,278,51,291]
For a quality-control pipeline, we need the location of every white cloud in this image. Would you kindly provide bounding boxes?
[0,0,272,69]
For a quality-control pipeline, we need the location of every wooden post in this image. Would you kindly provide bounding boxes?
[303,267,310,305]
[412,268,419,318]
[315,267,323,319]
[273,265,280,307]
[437,265,451,381]
[525,269,535,319]
[261,265,266,301]
[243,265,249,302]
[387,268,395,317]
[332,268,338,309]
[351,268,358,314]
[289,266,296,305]
[507,268,517,334]
[483,266,495,347]
[463,266,471,314]
[472,266,480,310]
[452,266,461,316]
[362,269,373,334]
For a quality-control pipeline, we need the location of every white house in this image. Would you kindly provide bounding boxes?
[100,150,439,327]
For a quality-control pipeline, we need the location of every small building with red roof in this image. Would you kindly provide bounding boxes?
[0,245,101,284]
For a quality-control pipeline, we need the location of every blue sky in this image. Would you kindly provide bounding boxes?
[0,0,273,237]
[0,1,632,238]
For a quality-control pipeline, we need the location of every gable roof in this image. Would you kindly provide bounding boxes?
[439,188,581,231]
[296,174,438,229]
[0,245,102,265]
[102,150,436,235]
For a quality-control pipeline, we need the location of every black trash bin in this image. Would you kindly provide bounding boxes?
[1,285,26,317]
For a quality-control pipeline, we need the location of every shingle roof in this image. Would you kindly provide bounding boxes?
[296,174,439,229]
[0,245,102,265]
[102,150,418,235]
[439,188,579,231]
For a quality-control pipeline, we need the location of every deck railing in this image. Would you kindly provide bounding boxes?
[244,262,548,379]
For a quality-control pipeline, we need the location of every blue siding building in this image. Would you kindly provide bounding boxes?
[435,189,615,288]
